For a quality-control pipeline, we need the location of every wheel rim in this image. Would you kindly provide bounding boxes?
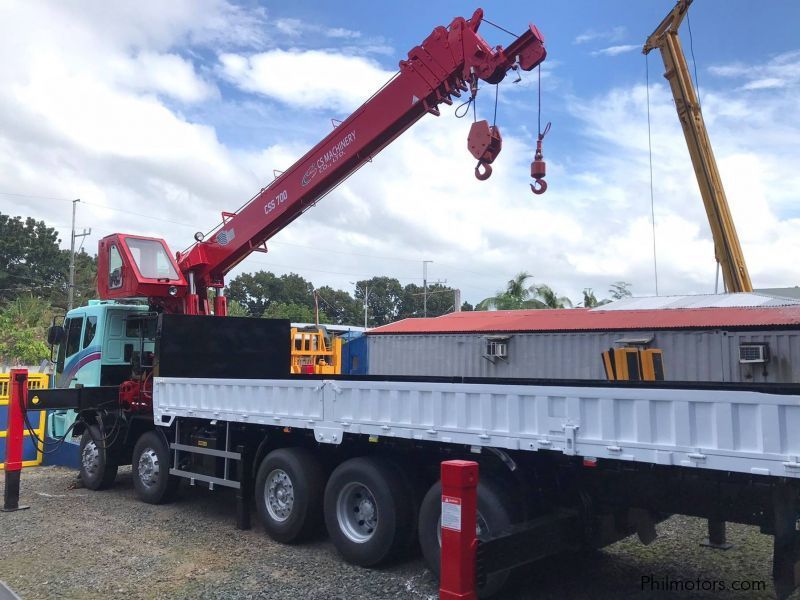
[336,482,378,543]
[137,448,160,488]
[265,468,294,522]
[82,440,100,476]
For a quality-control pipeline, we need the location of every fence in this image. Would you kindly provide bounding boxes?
[0,373,49,468]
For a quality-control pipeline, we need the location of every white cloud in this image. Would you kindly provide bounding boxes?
[273,17,362,40]
[709,49,800,91]
[574,26,626,45]
[218,50,394,112]
[591,44,640,57]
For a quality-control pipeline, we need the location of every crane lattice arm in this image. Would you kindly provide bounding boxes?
[644,0,752,293]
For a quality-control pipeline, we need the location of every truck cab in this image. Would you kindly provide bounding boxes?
[50,300,152,437]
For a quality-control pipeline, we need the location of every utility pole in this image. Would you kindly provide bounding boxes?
[423,260,433,318]
[68,199,91,311]
[454,289,462,312]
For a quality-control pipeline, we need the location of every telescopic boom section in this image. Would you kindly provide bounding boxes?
[644,0,752,293]
[166,9,545,313]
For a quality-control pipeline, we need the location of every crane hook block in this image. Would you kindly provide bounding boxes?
[530,135,547,195]
[468,120,502,180]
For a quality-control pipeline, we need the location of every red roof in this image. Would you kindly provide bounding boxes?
[369,306,800,335]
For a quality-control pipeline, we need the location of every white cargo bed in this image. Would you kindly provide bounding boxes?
[153,377,800,479]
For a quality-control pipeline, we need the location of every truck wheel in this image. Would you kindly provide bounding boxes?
[255,447,325,543]
[418,477,516,598]
[324,456,414,567]
[132,430,179,504]
[79,425,118,490]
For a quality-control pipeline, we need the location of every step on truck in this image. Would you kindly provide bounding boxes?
[28,312,800,598]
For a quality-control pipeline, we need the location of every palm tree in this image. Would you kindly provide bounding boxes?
[477,273,574,310]
[531,284,573,309]
[580,288,599,308]
[477,272,540,310]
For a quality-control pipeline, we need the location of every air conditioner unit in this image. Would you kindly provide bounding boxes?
[739,343,770,364]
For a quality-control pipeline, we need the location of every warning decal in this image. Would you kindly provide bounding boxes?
[441,495,462,532]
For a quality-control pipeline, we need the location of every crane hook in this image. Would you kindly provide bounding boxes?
[530,122,550,195]
[530,178,547,194]
[475,160,492,181]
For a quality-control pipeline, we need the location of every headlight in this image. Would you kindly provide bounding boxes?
[168,286,178,296]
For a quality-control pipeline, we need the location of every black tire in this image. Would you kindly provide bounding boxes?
[418,476,517,598]
[131,430,179,504]
[255,447,325,543]
[324,456,415,567]
[79,425,118,490]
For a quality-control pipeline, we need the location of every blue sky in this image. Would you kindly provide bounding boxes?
[1,1,798,307]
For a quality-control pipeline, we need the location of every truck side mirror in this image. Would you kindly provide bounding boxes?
[47,325,65,346]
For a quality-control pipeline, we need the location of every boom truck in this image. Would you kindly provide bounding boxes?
[24,6,800,599]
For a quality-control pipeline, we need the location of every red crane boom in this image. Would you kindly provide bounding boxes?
[96,9,547,315]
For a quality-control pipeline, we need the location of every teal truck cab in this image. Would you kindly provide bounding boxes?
[50,300,152,439]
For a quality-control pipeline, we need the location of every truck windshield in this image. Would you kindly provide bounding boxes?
[126,238,179,280]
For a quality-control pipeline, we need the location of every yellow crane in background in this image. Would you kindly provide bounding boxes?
[644,0,753,293]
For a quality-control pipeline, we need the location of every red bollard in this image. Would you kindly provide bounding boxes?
[439,460,479,600]
[3,369,30,512]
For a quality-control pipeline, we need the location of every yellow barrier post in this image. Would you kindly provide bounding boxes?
[0,372,49,468]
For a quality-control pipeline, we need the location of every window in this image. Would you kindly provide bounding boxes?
[109,244,123,289]
[55,317,70,376]
[484,336,510,360]
[125,317,157,340]
[126,238,179,280]
[82,316,97,349]
[65,316,84,358]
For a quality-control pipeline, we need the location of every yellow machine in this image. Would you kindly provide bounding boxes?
[290,326,342,375]
[602,346,665,382]
[644,0,752,293]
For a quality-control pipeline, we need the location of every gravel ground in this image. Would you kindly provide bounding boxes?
[0,465,796,600]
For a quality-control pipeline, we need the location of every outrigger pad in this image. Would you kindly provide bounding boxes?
[155,315,291,380]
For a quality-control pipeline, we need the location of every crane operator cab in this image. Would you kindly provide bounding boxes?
[97,234,187,303]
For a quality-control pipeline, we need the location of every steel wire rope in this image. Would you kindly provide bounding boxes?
[645,55,660,296]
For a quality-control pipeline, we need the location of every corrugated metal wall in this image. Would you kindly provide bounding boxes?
[366,329,800,383]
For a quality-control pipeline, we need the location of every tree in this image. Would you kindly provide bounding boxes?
[226,299,250,317]
[477,273,574,310]
[316,286,361,325]
[531,284,573,309]
[478,272,532,310]
[580,288,599,308]
[53,249,97,310]
[580,288,612,308]
[227,271,315,317]
[460,301,474,311]
[0,213,68,304]
[609,281,633,300]
[262,301,328,323]
[0,295,53,365]
[398,282,456,319]
[355,277,403,326]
